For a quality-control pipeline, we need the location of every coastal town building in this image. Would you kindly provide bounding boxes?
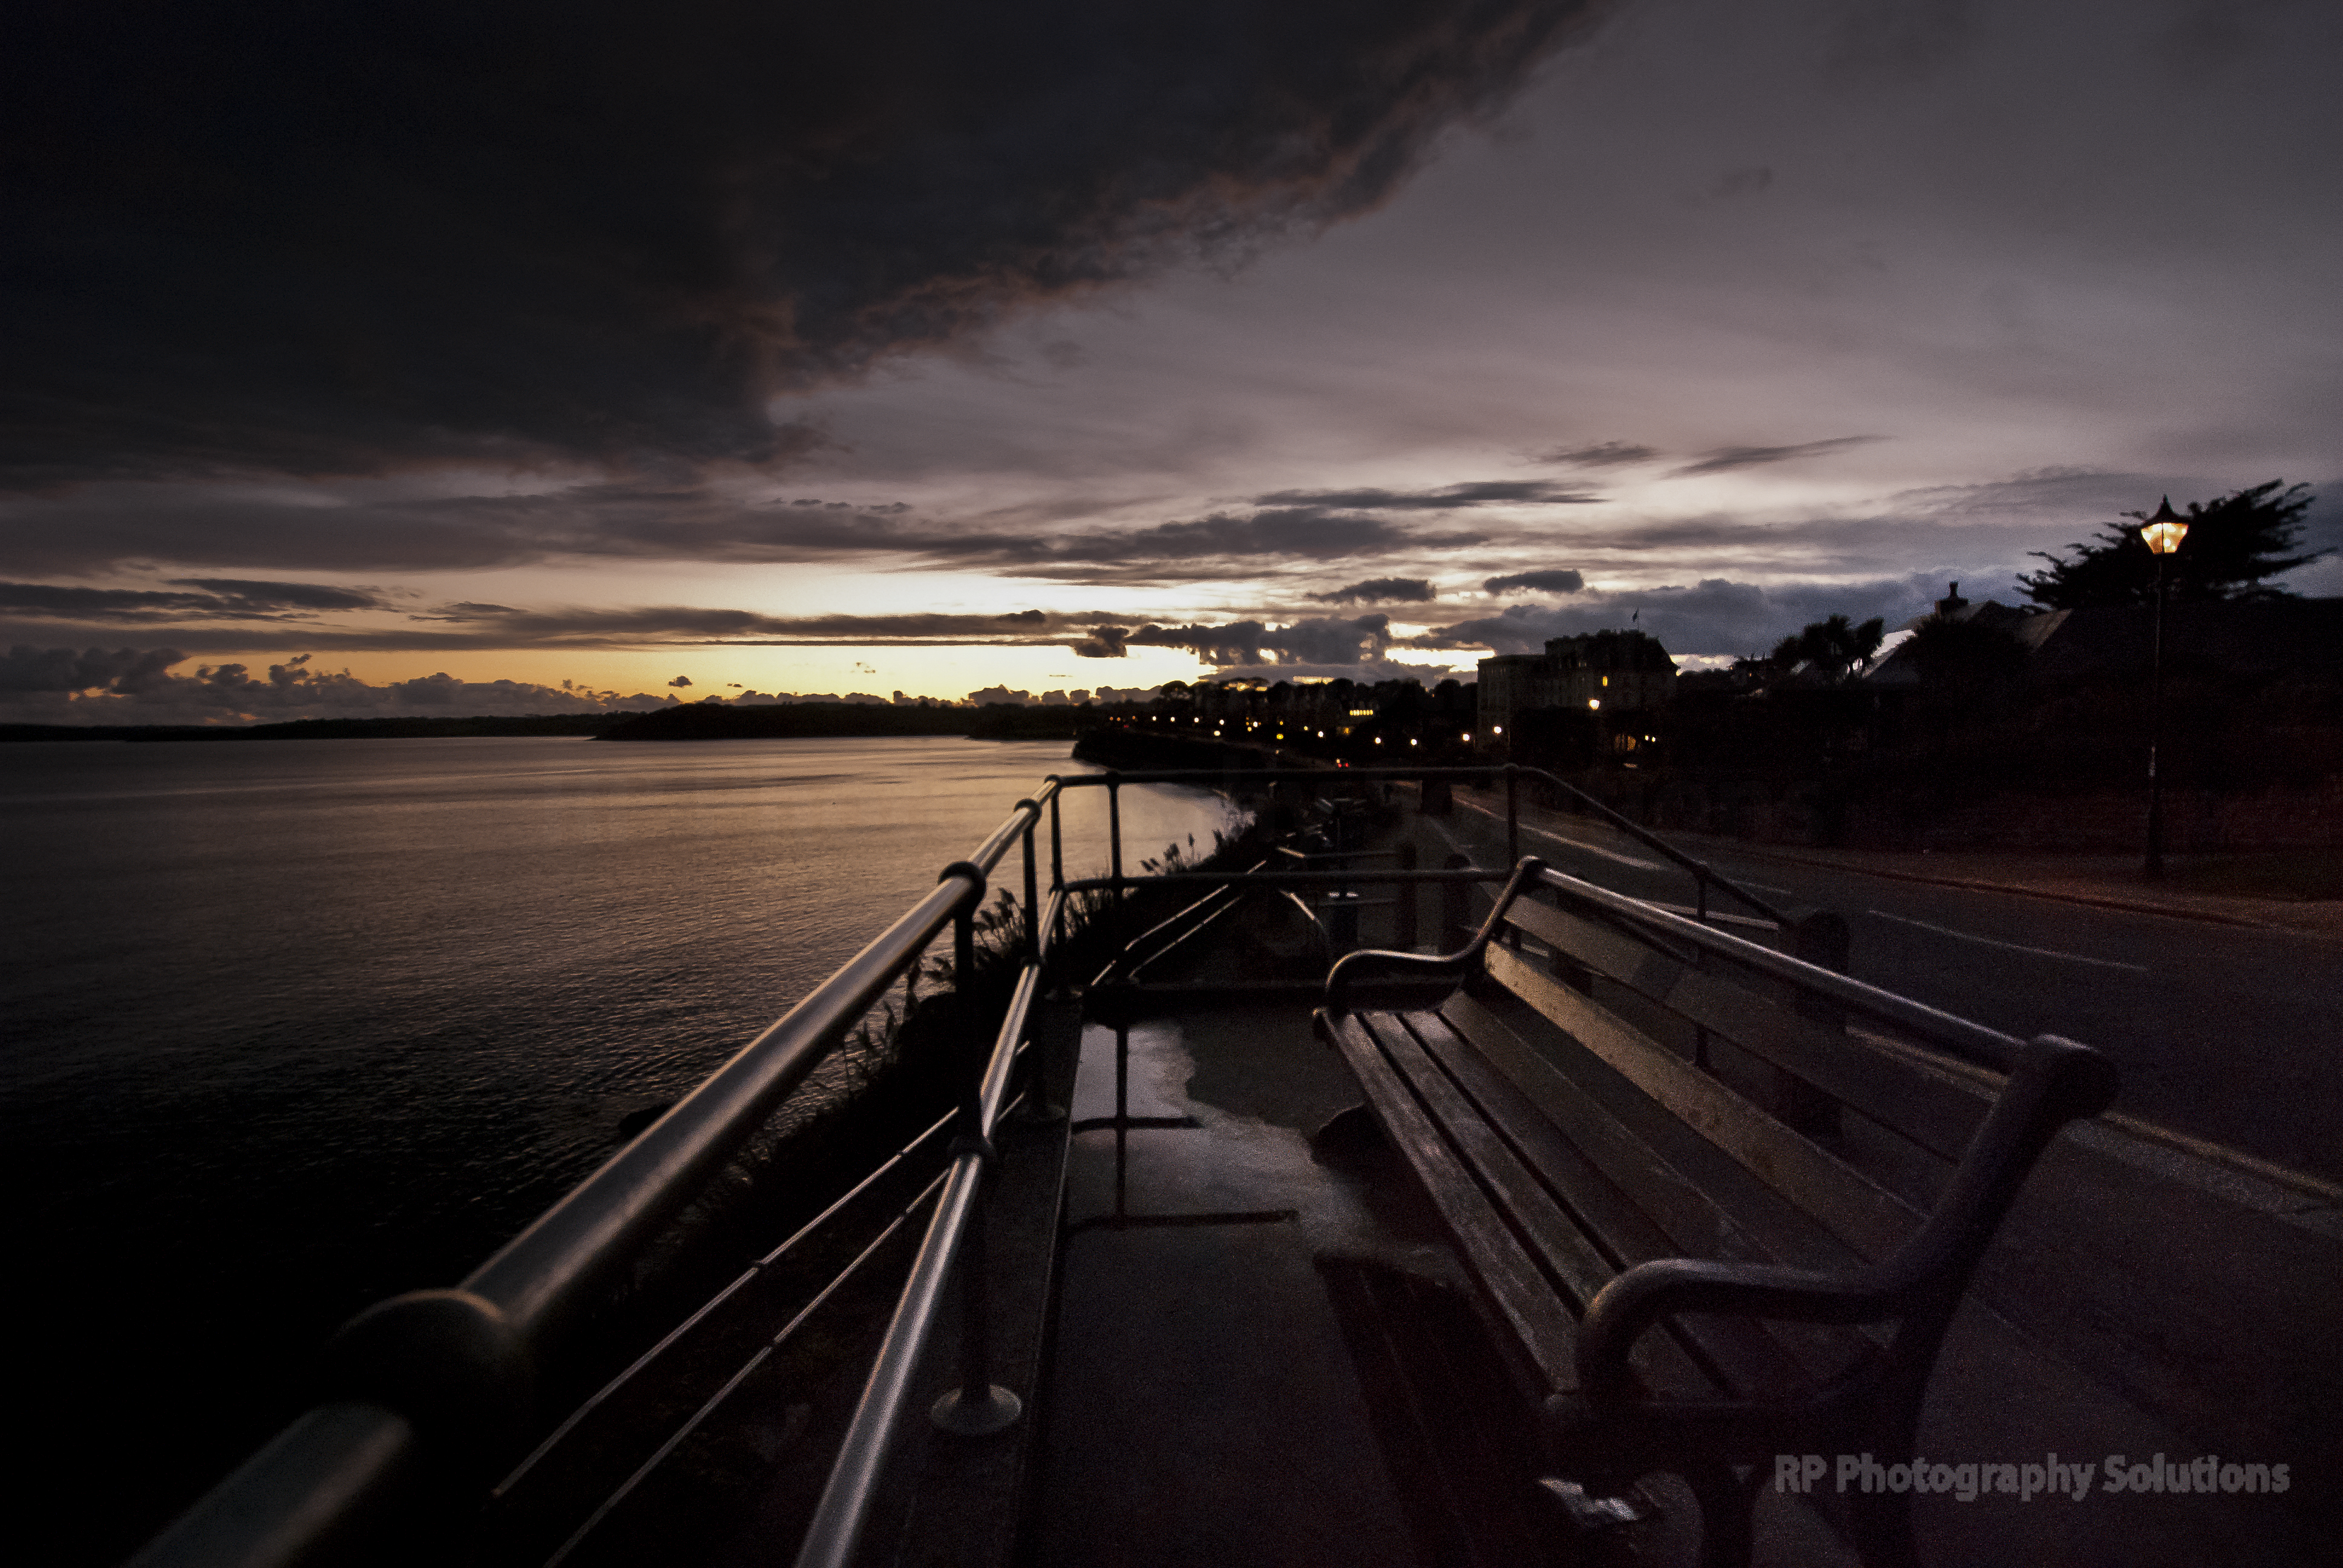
[1476,629,1677,736]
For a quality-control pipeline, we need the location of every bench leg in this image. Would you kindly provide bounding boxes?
[1842,1477,1919,1568]
[1683,1460,1757,1568]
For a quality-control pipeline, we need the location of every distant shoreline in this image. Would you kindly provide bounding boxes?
[0,702,1094,745]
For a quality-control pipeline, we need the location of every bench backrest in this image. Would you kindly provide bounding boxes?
[1478,857,2112,1250]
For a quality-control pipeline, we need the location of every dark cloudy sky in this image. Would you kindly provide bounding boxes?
[5,0,2338,721]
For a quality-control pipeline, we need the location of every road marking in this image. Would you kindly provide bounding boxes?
[1537,831,1666,871]
[1449,795,1667,867]
[1865,910,2149,972]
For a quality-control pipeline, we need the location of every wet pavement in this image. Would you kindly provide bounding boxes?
[1027,1005,1453,1568]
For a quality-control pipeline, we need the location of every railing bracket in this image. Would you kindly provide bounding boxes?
[929,1383,1022,1436]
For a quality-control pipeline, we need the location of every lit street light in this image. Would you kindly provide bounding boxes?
[2141,496,2189,878]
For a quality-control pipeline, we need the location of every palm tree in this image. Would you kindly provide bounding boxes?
[1771,614,1886,682]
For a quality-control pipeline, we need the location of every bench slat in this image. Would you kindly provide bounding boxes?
[1485,944,1923,1261]
[1506,898,1990,1162]
[1408,1002,1829,1396]
[1365,1013,1619,1312]
[1320,1010,1579,1393]
[1441,991,1786,1270]
[1444,988,1888,1374]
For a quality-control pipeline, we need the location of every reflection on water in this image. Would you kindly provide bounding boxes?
[0,733,1239,1564]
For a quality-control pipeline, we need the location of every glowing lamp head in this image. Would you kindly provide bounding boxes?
[2141,497,2189,556]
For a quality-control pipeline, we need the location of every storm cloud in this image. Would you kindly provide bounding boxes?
[1,644,184,694]
[1420,574,1955,658]
[1251,480,1600,511]
[0,483,1494,581]
[1671,437,1883,477]
[3,1,1608,486]
[1482,569,1584,595]
[1124,613,1395,667]
[0,578,385,621]
[1538,442,1659,469]
[1308,577,1437,603]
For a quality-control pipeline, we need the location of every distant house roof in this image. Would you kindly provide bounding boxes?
[1863,595,2342,687]
[1863,598,2055,687]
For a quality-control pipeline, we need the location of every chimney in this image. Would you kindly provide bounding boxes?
[1935,580,1968,618]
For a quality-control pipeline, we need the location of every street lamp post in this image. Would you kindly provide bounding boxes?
[2140,496,2189,878]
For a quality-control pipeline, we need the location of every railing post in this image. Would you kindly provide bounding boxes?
[1106,773,1125,932]
[955,898,976,991]
[1049,791,1064,892]
[1774,910,1852,1138]
[936,860,986,999]
[1049,791,1066,962]
[1395,841,1418,952]
[929,1140,1020,1436]
[1505,765,1520,865]
[1442,852,1474,949]
[1021,817,1039,962]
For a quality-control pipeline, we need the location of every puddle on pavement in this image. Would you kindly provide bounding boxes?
[1064,1016,1457,1278]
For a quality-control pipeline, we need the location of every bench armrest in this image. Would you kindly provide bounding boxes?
[1323,856,1544,1010]
[1574,1256,1906,1396]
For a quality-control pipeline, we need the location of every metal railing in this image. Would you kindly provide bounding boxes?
[130,777,1073,1568]
[1043,762,1786,927]
[128,760,1794,1568]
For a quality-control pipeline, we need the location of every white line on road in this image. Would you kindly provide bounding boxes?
[1537,831,1666,871]
[1865,909,2149,972]
[1453,801,1666,868]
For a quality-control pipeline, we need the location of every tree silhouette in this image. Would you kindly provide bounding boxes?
[1903,615,2028,697]
[2016,481,2322,609]
[1769,613,1886,682]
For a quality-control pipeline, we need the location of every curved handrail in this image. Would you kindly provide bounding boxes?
[1503,763,1785,924]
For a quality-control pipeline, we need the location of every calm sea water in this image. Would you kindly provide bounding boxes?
[2,733,1237,1562]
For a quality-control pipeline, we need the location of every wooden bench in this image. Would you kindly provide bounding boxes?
[1313,858,2118,1568]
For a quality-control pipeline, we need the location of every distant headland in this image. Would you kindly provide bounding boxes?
[0,702,1092,745]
